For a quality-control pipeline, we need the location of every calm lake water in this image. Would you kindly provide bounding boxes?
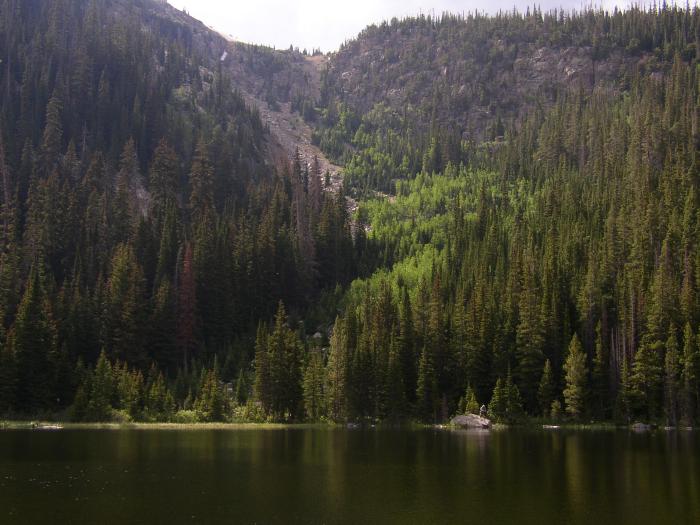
[0,426,698,524]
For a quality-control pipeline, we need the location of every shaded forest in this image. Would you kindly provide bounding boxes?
[0,0,355,421]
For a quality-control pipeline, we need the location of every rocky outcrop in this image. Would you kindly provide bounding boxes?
[450,414,491,429]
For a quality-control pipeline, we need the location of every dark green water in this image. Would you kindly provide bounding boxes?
[0,427,698,524]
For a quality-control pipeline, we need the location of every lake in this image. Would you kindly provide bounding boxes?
[0,426,698,524]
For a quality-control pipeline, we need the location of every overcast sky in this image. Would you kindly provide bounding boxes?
[167,1,633,52]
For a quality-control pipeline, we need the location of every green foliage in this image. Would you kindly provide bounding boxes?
[563,335,588,421]
[681,324,700,424]
[86,351,114,422]
[303,351,326,421]
[550,399,563,422]
[489,371,525,424]
[591,322,609,419]
[325,315,349,422]
[538,359,556,417]
[0,0,357,418]
[664,329,681,426]
[254,302,304,421]
[11,269,57,414]
[630,342,664,421]
[195,367,226,422]
[416,345,438,422]
[6,2,700,427]
[462,385,480,415]
[616,356,633,423]
[234,368,248,406]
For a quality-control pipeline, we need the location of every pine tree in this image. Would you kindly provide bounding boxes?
[11,268,58,413]
[113,139,141,243]
[505,372,525,423]
[0,341,17,414]
[177,243,196,369]
[664,328,681,426]
[267,301,303,420]
[489,370,524,424]
[591,321,609,419]
[631,342,664,421]
[325,315,348,421]
[515,259,545,412]
[234,368,248,405]
[416,344,438,422]
[41,93,63,171]
[463,384,479,414]
[189,140,214,221]
[87,351,114,422]
[397,286,416,403]
[0,136,16,249]
[116,365,144,420]
[617,355,633,423]
[148,279,177,373]
[195,367,226,422]
[489,378,507,422]
[303,351,325,421]
[681,324,700,424]
[550,399,562,422]
[308,155,323,222]
[253,322,271,412]
[538,359,556,417]
[149,139,180,226]
[103,244,146,366]
[385,334,407,419]
[563,334,588,421]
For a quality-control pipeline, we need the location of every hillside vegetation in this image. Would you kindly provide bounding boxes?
[1,2,699,427]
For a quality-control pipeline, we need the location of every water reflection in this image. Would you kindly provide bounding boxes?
[0,427,698,524]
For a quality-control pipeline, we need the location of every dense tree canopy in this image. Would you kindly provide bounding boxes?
[1,2,700,427]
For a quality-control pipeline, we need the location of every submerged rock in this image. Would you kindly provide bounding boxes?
[450,414,491,429]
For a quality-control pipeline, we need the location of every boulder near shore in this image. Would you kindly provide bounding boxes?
[450,414,492,429]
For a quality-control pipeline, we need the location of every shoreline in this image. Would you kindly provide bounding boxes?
[2,420,690,432]
[0,421,329,431]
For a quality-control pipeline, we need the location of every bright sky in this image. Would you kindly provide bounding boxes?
[167,1,632,53]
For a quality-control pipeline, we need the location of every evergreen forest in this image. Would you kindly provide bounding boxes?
[1,0,700,428]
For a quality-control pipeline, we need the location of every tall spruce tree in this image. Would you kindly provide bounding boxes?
[563,335,588,421]
[11,268,57,413]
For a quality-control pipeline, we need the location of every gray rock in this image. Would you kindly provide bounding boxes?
[451,414,491,429]
[630,422,652,432]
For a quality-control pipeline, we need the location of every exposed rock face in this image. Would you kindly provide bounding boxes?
[323,18,652,143]
[451,414,491,429]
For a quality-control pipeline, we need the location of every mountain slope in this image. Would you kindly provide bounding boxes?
[313,8,698,192]
[0,0,356,419]
[2,2,700,427]
[312,7,700,424]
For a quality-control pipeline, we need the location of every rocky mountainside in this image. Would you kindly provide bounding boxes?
[129,1,337,175]
[321,14,650,143]
[224,45,344,189]
[105,3,699,193]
